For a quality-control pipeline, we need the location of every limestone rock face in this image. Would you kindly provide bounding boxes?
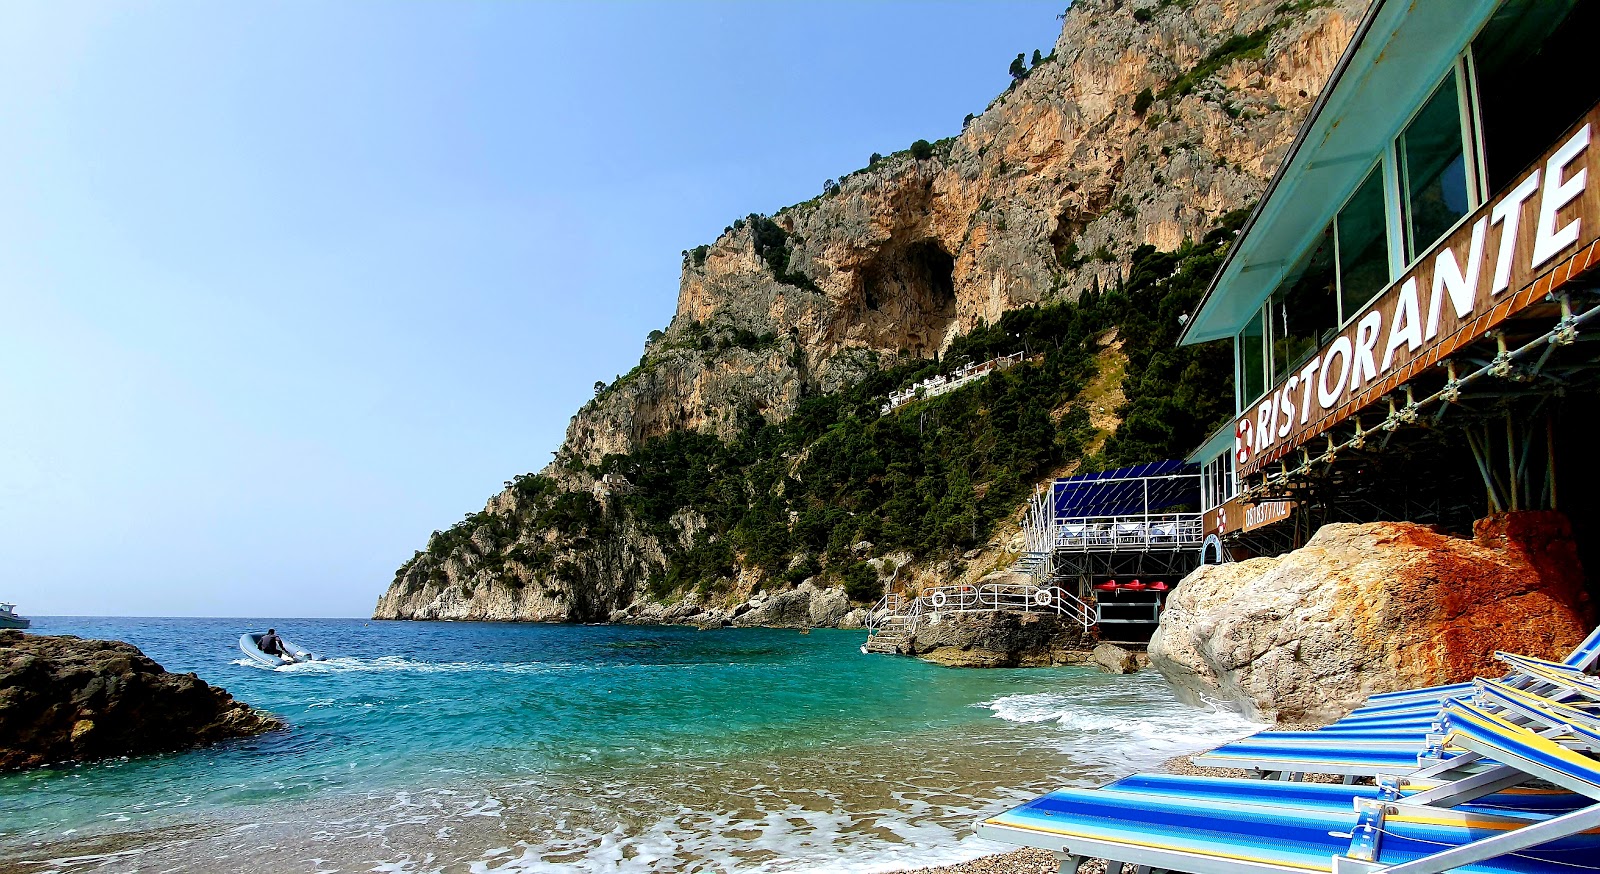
[563,0,1365,469]
[376,0,1369,623]
[907,610,1089,667]
[0,632,283,771]
[601,583,854,630]
[1149,513,1592,723]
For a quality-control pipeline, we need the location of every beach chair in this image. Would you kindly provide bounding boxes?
[1192,672,1600,780]
[976,696,1600,874]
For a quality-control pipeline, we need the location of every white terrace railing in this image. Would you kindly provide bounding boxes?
[861,580,1095,655]
[1022,480,1204,581]
[880,352,1026,415]
[920,582,1095,629]
[1045,513,1205,553]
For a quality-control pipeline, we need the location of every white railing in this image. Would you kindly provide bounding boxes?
[917,581,1095,630]
[880,352,1026,414]
[1046,513,1204,552]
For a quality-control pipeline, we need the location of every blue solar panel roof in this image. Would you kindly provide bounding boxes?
[1052,459,1197,518]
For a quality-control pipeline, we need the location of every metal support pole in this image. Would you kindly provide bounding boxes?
[1548,412,1559,511]
[1463,427,1504,514]
[1506,415,1519,512]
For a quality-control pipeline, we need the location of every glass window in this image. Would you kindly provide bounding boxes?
[1336,165,1390,319]
[1239,308,1266,405]
[1201,452,1235,511]
[1472,0,1588,193]
[1270,224,1337,382]
[1400,73,1471,259]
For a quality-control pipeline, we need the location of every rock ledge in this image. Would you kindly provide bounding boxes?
[0,631,284,771]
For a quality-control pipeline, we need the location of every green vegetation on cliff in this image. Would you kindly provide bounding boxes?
[395,216,1243,602]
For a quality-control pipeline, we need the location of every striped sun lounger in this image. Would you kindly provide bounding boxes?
[1190,737,1448,778]
[1188,646,1600,781]
[1099,773,1589,817]
[976,695,1600,874]
[977,778,1600,874]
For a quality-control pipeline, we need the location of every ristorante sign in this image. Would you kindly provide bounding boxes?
[1236,106,1600,475]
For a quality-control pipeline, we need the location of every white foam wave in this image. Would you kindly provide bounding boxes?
[979,688,1264,772]
[460,800,1001,874]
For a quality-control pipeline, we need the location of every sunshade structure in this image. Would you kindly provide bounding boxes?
[1048,460,1198,519]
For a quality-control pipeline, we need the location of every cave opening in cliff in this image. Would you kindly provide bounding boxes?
[860,239,957,358]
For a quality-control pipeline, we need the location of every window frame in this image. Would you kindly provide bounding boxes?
[1233,51,1492,417]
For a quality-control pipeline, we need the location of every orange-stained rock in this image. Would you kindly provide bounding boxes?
[1148,513,1592,723]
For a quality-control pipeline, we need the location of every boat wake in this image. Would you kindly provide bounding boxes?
[229,656,573,675]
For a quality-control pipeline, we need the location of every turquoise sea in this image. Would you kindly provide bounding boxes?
[1,618,1261,874]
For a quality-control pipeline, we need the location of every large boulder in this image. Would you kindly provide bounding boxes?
[1089,643,1140,674]
[0,631,283,771]
[806,586,852,627]
[1150,513,1591,723]
[907,610,1089,667]
[732,584,817,628]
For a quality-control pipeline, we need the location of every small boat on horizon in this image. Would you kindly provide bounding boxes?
[239,631,322,667]
[0,602,29,630]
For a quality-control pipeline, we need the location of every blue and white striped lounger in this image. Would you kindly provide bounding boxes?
[1191,738,1447,777]
[976,780,1600,874]
[1100,773,1589,817]
[977,697,1600,874]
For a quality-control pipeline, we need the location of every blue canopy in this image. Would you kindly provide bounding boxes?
[1051,460,1198,518]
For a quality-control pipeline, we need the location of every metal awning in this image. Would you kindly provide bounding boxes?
[1052,460,1198,518]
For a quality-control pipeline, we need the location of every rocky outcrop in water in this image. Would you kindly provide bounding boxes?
[375,0,1369,623]
[1148,513,1593,723]
[0,631,283,771]
[904,610,1091,667]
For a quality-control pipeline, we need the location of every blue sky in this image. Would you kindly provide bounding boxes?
[1,2,1067,618]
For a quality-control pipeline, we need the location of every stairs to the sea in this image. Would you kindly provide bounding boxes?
[862,613,917,653]
[1010,550,1049,579]
[861,593,920,654]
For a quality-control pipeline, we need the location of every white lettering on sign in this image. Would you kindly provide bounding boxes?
[1532,124,1589,269]
[1490,171,1540,294]
[1244,500,1292,530]
[1234,121,1594,473]
[1427,217,1487,339]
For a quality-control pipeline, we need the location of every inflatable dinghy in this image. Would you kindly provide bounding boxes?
[239,632,322,667]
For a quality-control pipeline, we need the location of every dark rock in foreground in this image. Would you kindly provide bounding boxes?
[0,630,283,771]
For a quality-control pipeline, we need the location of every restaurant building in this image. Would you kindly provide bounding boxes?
[1183,0,1600,569]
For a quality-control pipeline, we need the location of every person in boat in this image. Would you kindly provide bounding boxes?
[259,628,292,662]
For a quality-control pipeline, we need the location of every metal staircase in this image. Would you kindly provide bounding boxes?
[862,593,920,653]
[1011,550,1049,577]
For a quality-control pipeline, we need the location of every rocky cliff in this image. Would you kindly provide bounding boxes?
[563,0,1361,466]
[1149,513,1593,723]
[375,0,1369,623]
